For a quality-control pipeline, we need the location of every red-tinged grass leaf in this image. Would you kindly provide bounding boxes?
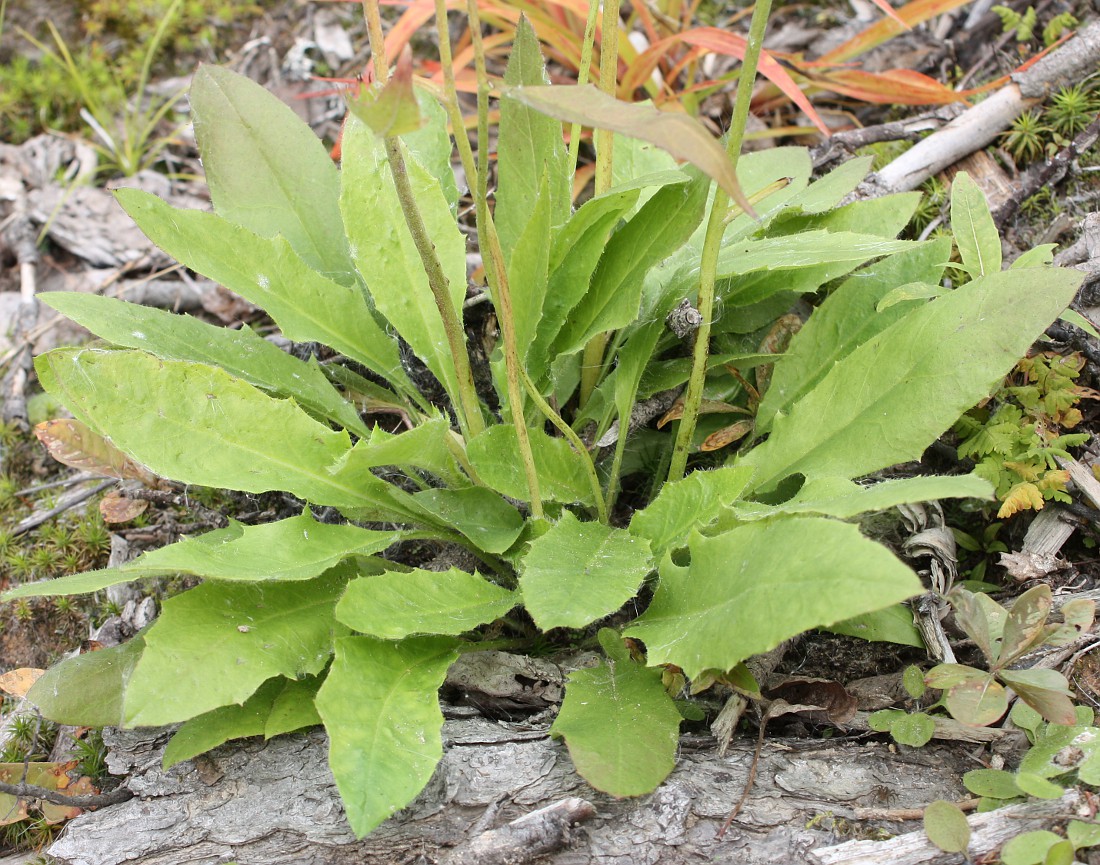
[817,0,977,64]
[945,676,1008,726]
[0,668,43,697]
[924,800,971,854]
[999,585,1053,667]
[505,84,755,216]
[348,45,423,137]
[868,0,910,28]
[99,492,148,524]
[798,68,977,106]
[620,29,829,135]
[35,419,159,485]
[678,29,829,135]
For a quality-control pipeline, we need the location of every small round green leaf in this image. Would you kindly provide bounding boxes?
[903,665,926,699]
[963,768,1021,799]
[1014,772,1067,800]
[923,799,970,853]
[944,676,1007,726]
[868,709,904,732]
[890,711,935,747]
[1067,819,1100,850]
[1000,830,1062,865]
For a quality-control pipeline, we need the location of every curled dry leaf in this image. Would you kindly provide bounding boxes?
[99,492,149,524]
[35,419,159,486]
[764,677,859,724]
[504,84,756,217]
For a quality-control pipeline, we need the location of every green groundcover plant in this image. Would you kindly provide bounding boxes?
[4,3,1086,837]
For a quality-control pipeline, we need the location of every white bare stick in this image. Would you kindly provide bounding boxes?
[869,20,1100,194]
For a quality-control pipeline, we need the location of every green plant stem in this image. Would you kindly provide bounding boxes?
[382,137,486,440]
[667,0,772,483]
[520,367,609,524]
[567,0,602,177]
[464,0,544,519]
[593,0,620,196]
[578,0,623,409]
[363,0,485,440]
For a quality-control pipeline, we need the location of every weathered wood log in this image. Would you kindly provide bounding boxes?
[46,720,989,865]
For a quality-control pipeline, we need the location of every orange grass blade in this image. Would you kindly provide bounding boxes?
[817,0,976,64]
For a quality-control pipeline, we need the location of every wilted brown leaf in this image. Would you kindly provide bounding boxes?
[35,418,159,485]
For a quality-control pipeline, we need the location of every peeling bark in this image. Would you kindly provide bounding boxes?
[47,721,987,865]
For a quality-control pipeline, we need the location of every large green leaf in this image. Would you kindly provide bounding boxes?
[329,415,467,489]
[528,184,646,384]
[5,513,398,599]
[723,474,993,522]
[340,113,467,412]
[508,171,552,371]
[738,267,1083,493]
[123,571,349,726]
[190,65,353,280]
[337,568,516,638]
[629,465,754,555]
[316,635,458,837]
[114,189,409,392]
[717,231,916,286]
[467,425,594,505]
[755,238,952,433]
[40,292,371,437]
[509,84,752,213]
[551,173,709,356]
[27,637,145,727]
[550,629,680,796]
[496,15,569,264]
[266,675,323,738]
[411,487,525,554]
[35,349,370,508]
[163,676,285,769]
[951,172,1001,277]
[520,512,653,630]
[624,518,923,678]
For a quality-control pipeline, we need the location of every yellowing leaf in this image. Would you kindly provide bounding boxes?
[505,84,755,216]
[998,482,1045,518]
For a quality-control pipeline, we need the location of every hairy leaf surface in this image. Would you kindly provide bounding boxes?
[41,292,370,437]
[114,190,408,391]
[551,630,680,796]
[124,571,348,726]
[467,425,593,505]
[951,171,1001,277]
[316,636,458,837]
[756,238,952,433]
[739,267,1083,492]
[496,16,569,264]
[340,114,467,412]
[337,569,516,638]
[28,638,144,727]
[36,349,370,508]
[624,518,922,678]
[4,513,396,598]
[190,65,353,280]
[520,512,653,630]
[629,465,753,554]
